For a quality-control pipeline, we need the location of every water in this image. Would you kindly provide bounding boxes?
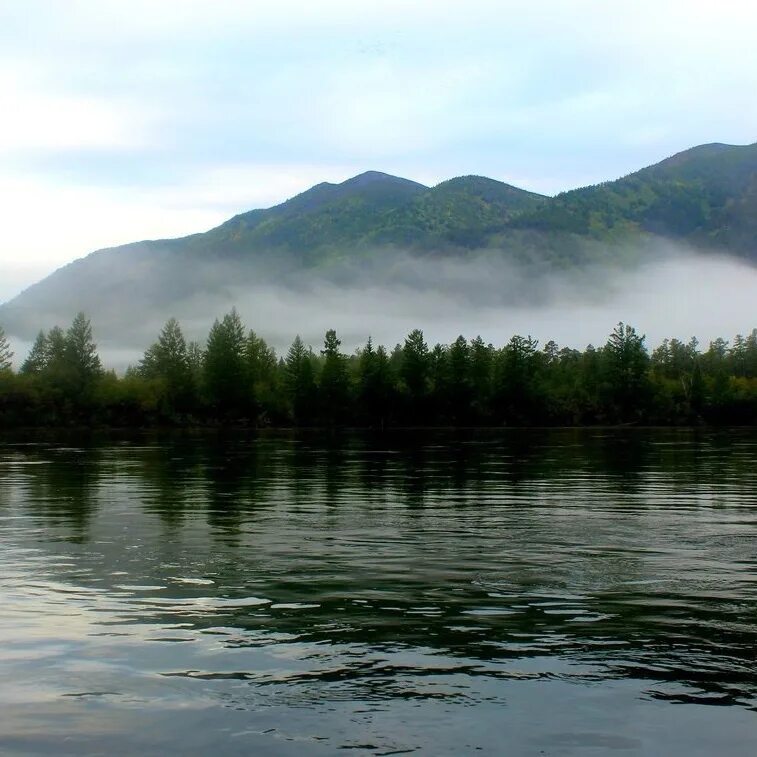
[0,429,755,756]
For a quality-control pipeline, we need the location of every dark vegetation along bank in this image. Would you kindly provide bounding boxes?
[1,312,756,428]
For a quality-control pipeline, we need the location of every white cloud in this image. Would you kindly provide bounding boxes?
[0,172,223,290]
[0,72,152,153]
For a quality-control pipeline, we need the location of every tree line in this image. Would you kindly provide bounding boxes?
[1,312,756,427]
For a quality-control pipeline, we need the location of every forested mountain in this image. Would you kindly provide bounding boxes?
[510,142,757,251]
[1,141,756,340]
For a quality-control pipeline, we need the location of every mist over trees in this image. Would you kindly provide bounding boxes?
[1,312,757,428]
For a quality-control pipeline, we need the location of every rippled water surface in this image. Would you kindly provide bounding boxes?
[0,429,756,755]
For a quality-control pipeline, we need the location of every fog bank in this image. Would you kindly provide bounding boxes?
[5,246,757,370]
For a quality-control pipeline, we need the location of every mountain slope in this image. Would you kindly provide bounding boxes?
[511,142,757,251]
[2,141,756,342]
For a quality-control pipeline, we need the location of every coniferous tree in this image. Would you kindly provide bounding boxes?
[603,322,650,422]
[245,330,278,419]
[446,335,472,423]
[428,343,449,420]
[285,335,317,425]
[21,331,48,374]
[61,313,102,404]
[140,318,194,415]
[357,337,394,428]
[469,336,494,421]
[400,329,430,421]
[0,326,14,372]
[746,329,757,378]
[703,337,732,413]
[319,329,350,424]
[204,309,248,417]
[2,313,757,429]
[64,313,101,377]
[187,341,204,391]
[46,326,67,369]
[494,334,539,424]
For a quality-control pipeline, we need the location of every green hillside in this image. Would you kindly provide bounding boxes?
[2,141,756,339]
[187,170,546,263]
[510,142,757,253]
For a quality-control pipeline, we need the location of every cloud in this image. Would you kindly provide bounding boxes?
[0,72,152,154]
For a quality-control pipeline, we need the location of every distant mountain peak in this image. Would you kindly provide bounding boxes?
[340,170,428,190]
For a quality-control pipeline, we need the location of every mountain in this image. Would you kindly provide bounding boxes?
[1,142,756,341]
[509,142,757,252]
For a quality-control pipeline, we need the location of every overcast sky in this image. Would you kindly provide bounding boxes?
[1,0,756,302]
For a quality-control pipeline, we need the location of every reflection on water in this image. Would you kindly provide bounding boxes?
[0,429,756,755]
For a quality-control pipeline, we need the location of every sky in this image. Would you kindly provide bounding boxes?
[1,0,756,303]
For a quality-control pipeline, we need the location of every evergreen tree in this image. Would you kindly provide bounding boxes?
[285,335,317,425]
[64,313,102,378]
[446,335,472,423]
[245,330,278,421]
[746,329,757,378]
[203,309,248,417]
[703,337,732,413]
[428,343,449,419]
[603,322,650,422]
[357,337,394,428]
[731,334,748,377]
[1,313,757,429]
[319,329,350,424]
[0,326,13,372]
[46,326,67,369]
[61,313,102,404]
[21,331,48,374]
[400,329,430,421]
[469,336,494,421]
[140,318,194,414]
[493,334,539,424]
[187,341,204,389]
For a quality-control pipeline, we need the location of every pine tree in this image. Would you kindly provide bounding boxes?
[494,334,539,424]
[140,318,194,414]
[285,335,317,425]
[0,326,13,372]
[21,331,48,374]
[447,335,472,423]
[204,309,248,417]
[469,336,494,421]
[61,313,102,402]
[64,313,102,378]
[603,322,650,422]
[358,337,394,428]
[400,329,429,421]
[319,329,350,424]
[245,330,278,421]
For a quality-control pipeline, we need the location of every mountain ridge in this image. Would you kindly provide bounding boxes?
[2,141,756,339]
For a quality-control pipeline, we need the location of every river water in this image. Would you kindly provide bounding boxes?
[0,429,755,755]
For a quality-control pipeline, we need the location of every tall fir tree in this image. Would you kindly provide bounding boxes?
[358,337,394,428]
[400,329,430,421]
[285,335,317,425]
[21,331,48,374]
[319,329,350,424]
[203,308,248,417]
[140,318,194,414]
[0,326,13,372]
[61,313,102,403]
[603,322,650,422]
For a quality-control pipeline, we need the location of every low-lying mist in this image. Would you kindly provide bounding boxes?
[6,242,757,370]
